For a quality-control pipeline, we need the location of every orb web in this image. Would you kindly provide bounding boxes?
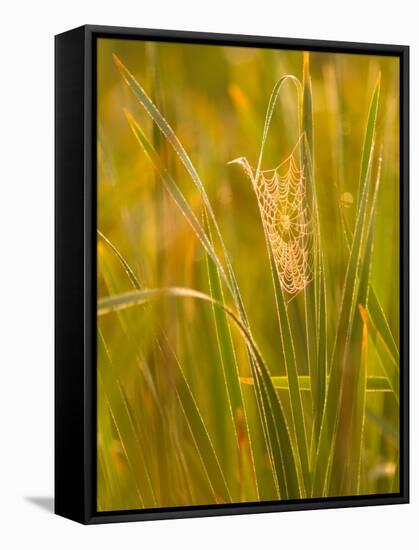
[256,154,313,295]
[232,150,314,297]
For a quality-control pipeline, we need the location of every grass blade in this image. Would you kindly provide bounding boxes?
[163,341,232,504]
[98,230,237,503]
[114,55,244,319]
[269,252,310,496]
[124,110,232,296]
[365,309,400,402]
[354,305,369,492]
[98,229,141,290]
[254,75,302,179]
[241,374,393,393]
[249,69,310,496]
[301,53,326,468]
[203,213,260,500]
[121,89,300,497]
[368,288,399,362]
[337,189,399,364]
[98,286,301,499]
[329,149,382,495]
[98,372,145,508]
[312,75,381,497]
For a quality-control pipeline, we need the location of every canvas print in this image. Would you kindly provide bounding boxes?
[96,38,400,512]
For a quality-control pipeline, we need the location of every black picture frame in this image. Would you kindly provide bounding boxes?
[55,24,409,525]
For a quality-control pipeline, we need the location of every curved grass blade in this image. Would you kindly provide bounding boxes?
[251,72,310,496]
[254,74,302,180]
[98,231,233,502]
[116,59,302,498]
[123,104,300,497]
[114,55,243,315]
[114,55,299,366]
[98,229,141,290]
[98,286,301,499]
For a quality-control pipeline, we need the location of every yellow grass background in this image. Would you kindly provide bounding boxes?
[97,38,400,511]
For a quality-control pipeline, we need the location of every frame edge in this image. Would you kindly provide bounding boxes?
[55,25,88,525]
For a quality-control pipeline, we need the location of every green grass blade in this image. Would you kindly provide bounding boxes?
[98,230,235,503]
[113,54,213,222]
[241,374,393,393]
[367,294,400,368]
[299,131,328,468]
[357,76,381,211]
[164,341,232,504]
[365,376,394,392]
[337,190,399,365]
[116,382,158,506]
[254,361,300,499]
[204,214,243,432]
[116,57,256,370]
[315,252,327,452]
[114,55,245,320]
[250,70,310,496]
[301,52,313,157]
[329,152,382,495]
[353,306,369,493]
[370,289,399,361]
[337,164,399,407]
[98,372,145,507]
[235,167,310,495]
[124,110,232,296]
[311,76,381,497]
[98,229,141,290]
[365,309,400,402]
[203,213,260,500]
[254,75,302,179]
[98,286,301,499]
[392,452,400,492]
[123,99,298,496]
[270,253,310,496]
[365,408,399,447]
[116,59,304,498]
[300,53,326,468]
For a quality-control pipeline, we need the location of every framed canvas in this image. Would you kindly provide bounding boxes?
[55,25,409,524]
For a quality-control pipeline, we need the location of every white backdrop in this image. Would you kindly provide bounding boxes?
[0,1,416,547]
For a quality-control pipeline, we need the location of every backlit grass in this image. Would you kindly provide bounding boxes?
[97,39,400,511]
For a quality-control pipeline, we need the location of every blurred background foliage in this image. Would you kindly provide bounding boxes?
[97,38,399,511]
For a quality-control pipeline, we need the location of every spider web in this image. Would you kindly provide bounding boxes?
[230,138,315,297]
[255,152,314,296]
